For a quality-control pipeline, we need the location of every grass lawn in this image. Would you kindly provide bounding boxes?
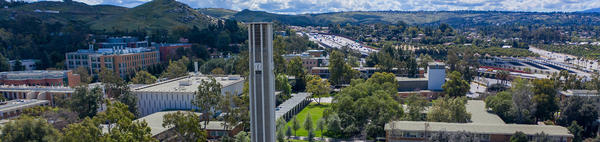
[285,102,330,137]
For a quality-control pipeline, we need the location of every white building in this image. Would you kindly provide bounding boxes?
[0,99,49,119]
[427,62,446,91]
[132,75,244,117]
[9,59,39,71]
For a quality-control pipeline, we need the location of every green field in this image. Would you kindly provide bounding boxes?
[285,102,330,137]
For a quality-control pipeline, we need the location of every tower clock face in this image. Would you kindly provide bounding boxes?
[254,63,262,71]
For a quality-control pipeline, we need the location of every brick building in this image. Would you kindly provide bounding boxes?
[0,70,81,87]
[66,45,160,78]
[155,43,192,62]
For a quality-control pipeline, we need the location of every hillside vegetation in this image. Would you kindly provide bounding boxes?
[203,8,600,27]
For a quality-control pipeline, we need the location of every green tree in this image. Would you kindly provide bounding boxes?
[308,130,315,142]
[62,117,102,142]
[0,53,9,71]
[304,112,313,132]
[287,57,305,78]
[276,74,292,95]
[532,79,559,121]
[70,86,103,118]
[510,131,528,142]
[12,59,24,71]
[94,101,155,141]
[292,116,300,136]
[0,116,61,142]
[286,126,292,140]
[161,57,189,79]
[73,66,92,84]
[569,121,584,142]
[329,50,356,86]
[427,97,471,123]
[485,91,513,120]
[317,118,325,140]
[131,70,157,84]
[234,131,250,142]
[211,67,225,75]
[192,77,222,129]
[404,94,427,121]
[162,111,207,142]
[559,96,598,137]
[442,71,470,97]
[306,75,330,104]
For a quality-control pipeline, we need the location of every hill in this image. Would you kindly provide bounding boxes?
[0,1,126,24]
[202,9,600,27]
[582,8,600,13]
[0,0,216,32]
[90,0,216,31]
[197,8,237,19]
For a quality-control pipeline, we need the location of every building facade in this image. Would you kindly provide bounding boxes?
[385,121,572,142]
[248,22,276,142]
[155,43,192,62]
[0,70,81,87]
[283,52,328,72]
[9,59,38,71]
[427,62,446,91]
[96,36,149,49]
[132,75,244,117]
[0,99,49,119]
[66,45,160,78]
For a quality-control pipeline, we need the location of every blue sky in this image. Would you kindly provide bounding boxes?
[28,0,600,14]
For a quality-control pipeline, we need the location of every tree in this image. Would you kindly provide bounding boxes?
[287,56,305,78]
[192,77,222,129]
[292,116,300,136]
[308,130,315,142]
[306,75,330,105]
[234,131,250,142]
[73,66,92,84]
[0,116,61,142]
[510,131,528,142]
[568,121,584,142]
[62,117,102,142]
[326,113,342,135]
[485,91,512,120]
[286,126,292,140]
[0,53,9,71]
[131,70,157,84]
[276,74,292,95]
[162,111,207,142]
[12,58,24,71]
[329,50,356,85]
[404,94,427,121]
[532,79,559,121]
[496,70,510,86]
[70,86,103,118]
[442,71,470,97]
[304,112,313,132]
[211,67,225,75]
[427,97,471,123]
[509,78,535,124]
[317,118,325,140]
[94,101,155,142]
[161,57,189,79]
[559,96,598,138]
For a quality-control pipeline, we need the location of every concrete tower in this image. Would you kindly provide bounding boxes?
[248,22,275,142]
[427,62,446,91]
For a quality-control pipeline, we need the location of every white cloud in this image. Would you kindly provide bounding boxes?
[23,0,600,13]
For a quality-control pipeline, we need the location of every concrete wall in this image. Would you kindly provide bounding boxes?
[427,68,445,91]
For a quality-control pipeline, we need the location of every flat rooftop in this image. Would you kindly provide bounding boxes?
[0,99,49,112]
[466,100,505,124]
[134,111,203,136]
[385,121,572,137]
[396,77,428,82]
[0,70,69,80]
[133,75,243,93]
[276,93,311,119]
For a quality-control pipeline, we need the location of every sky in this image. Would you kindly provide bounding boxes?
[27,0,600,14]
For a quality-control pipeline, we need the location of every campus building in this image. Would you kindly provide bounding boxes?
[385,121,572,142]
[385,100,573,142]
[9,59,38,71]
[0,99,49,119]
[132,75,244,117]
[65,45,160,78]
[0,85,75,106]
[282,50,328,71]
[155,43,192,62]
[96,36,149,49]
[0,70,81,87]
